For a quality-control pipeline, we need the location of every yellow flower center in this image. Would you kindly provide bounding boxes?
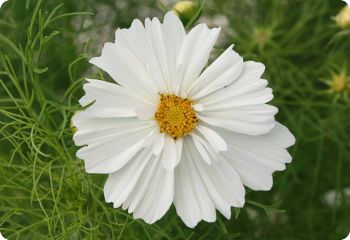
[154,94,198,139]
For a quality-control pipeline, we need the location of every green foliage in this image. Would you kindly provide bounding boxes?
[0,0,349,239]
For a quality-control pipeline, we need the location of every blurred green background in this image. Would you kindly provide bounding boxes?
[0,0,350,239]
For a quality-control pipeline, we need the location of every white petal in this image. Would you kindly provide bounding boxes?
[104,148,153,205]
[153,132,165,155]
[178,24,221,97]
[175,138,183,166]
[115,19,167,92]
[114,13,186,94]
[111,15,220,96]
[173,64,186,95]
[191,134,212,165]
[82,140,143,174]
[266,122,295,148]
[189,45,243,100]
[198,113,276,136]
[78,79,151,118]
[105,148,174,224]
[141,129,158,148]
[74,107,135,119]
[73,116,153,146]
[135,102,157,120]
[174,151,216,227]
[123,154,160,213]
[90,43,157,101]
[72,115,141,135]
[174,138,245,228]
[162,12,186,92]
[123,154,174,224]
[162,135,178,170]
[198,61,266,106]
[195,61,276,135]
[217,122,295,190]
[144,17,172,92]
[196,124,227,152]
[202,86,273,108]
[193,103,204,111]
[80,79,142,106]
[74,118,155,173]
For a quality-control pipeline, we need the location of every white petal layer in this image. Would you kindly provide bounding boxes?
[197,61,277,135]
[196,124,227,152]
[188,45,243,100]
[174,137,245,228]
[104,147,174,224]
[74,120,155,173]
[162,12,187,91]
[178,24,221,97]
[115,12,186,94]
[161,135,178,170]
[217,122,295,191]
[114,12,220,95]
[78,79,155,119]
[90,43,158,102]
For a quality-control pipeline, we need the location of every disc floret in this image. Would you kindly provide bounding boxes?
[154,94,198,139]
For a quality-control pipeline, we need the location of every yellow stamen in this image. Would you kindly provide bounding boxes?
[154,94,198,139]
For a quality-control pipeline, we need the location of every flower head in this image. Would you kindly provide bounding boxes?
[73,12,295,227]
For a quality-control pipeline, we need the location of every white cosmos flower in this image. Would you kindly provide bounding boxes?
[72,12,295,228]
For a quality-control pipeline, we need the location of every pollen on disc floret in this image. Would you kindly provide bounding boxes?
[154,94,198,139]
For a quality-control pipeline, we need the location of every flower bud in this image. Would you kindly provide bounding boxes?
[172,1,200,25]
[330,73,348,93]
[335,6,350,29]
[70,121,78,134]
